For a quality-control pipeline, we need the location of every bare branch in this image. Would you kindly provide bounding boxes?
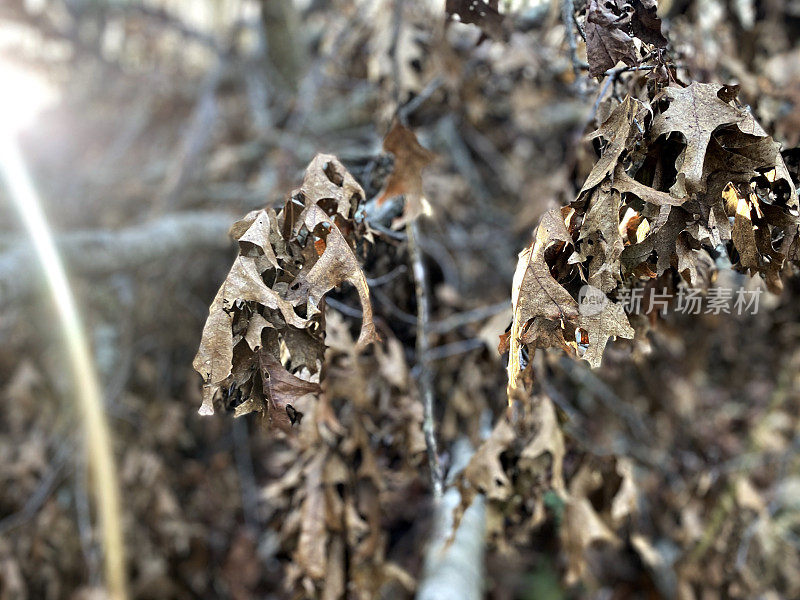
[407,221,444,499]
[0,211,237,304]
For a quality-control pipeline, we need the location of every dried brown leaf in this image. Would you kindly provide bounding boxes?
[577,299,634,368]
[287,205,379,350]
[378,121,435,218]
[258,350,320,432]
[581,97,648,194]
[651,83,745,197]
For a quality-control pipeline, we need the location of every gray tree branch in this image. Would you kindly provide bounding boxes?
[0,211,236,303]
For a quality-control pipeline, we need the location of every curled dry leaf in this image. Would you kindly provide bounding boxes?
[581,97,649,194]
[507,208,578,402]
[456,395,568,545]
[561,497,619,584]
[258,351,321,432]
[481,77,796,582]
[286,204,378,349]
[576,299,634,368]
[507,205,633,402]
[455,393,640,577]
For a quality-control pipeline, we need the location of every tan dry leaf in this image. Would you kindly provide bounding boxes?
[376,335,409,389]
[650,83,745,198]
[612,164,686,207]
[287,204,379,350]
[730,186,760,270]
[235,208,282,269]
[585,0,636,77]
[562,497,620,585]
[463,419,515,502]
[676,232,700,286]
[579,182,624,292]
[513,210,577,324]
[193,287,234,415]
[585,0,665,77]
[226,257,307,328]
[507,211,579,402]
[193,255,309,414]
[610,457,638,527]
[281,327,325,375]
[581,97,648,194]
[322,536,345,600]
[621,205,689,276]
[301,154,365,219]
[735,112,798,209]
[244,312,271,351]
[519,396,566,492]
[577,299,634,368]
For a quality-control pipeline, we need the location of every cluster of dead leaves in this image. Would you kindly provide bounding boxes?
[262,312,426,599]
[455,393,639,584]
[192,126,442,597]
[192,155,378,431]
[458,75,799,580]
[507,80,798,399]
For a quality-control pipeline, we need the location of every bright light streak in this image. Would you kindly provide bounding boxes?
[0,60,128,600]
[0,60,57,134]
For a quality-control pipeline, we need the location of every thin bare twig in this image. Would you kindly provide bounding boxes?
[390,0,405,113]
[372,287,419,325]
[367,265,408,287]
[573,10,586,42]
[325,297,364,319]
[397,76,443,122]
[407,221,444,499]
[424,338,485,362]
[429,300,509,335]
[369,220,408,241]
[0,211,237,304]
[561,0,586,76]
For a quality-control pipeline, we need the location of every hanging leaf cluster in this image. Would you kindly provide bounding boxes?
[192,155,379,430]
[507,81,798,401]
[458,76,799,576]
[265,314,425,599]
